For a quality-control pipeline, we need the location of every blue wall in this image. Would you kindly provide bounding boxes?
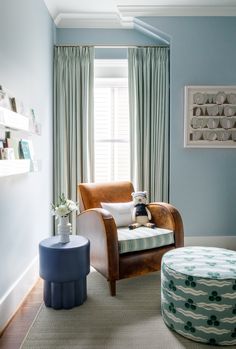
[56,28,162,59]
[139,17,236,236]
[0,0,54,300]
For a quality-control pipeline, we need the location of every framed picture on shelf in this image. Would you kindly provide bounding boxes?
[184,85,236,148]
[0,149,4,159]
[6,137,20,159]
[20,139,31,159]
[10,97,25,114]
[0,88,12,111]
[19,139,34,159]
[2,147,15,160]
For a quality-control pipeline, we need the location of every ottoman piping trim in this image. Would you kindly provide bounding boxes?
[162,262,236,281]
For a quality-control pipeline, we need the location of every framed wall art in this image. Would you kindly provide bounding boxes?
[184,85,236,148]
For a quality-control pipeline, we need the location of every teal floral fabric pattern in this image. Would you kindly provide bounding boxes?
[161,246,236,346]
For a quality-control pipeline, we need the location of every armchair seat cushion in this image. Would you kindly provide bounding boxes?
[117,227,174,254]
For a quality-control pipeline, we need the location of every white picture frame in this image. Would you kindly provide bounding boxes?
[184,85,236,148]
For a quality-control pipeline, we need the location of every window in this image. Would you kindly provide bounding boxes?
[94,60,130,182]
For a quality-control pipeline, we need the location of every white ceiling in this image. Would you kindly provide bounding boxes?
[43,0,236,28]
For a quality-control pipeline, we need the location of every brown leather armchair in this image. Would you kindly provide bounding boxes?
[77,181,184,296]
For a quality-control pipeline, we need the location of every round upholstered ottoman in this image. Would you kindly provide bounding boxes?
[161,246,236,346]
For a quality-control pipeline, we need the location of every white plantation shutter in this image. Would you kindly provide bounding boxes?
[94,78,130,182]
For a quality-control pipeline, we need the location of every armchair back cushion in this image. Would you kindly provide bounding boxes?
[78,181,134,211]
[101,201,134,227]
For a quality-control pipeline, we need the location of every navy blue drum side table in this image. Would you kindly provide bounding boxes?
[39,235,90,309]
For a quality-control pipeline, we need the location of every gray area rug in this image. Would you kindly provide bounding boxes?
[21,269,229,349]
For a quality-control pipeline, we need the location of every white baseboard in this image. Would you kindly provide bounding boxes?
[185,236,236,251]
[0,256,39,333]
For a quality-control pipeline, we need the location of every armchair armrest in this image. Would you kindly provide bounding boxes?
[148,202,184,248]
[76,208,119,280]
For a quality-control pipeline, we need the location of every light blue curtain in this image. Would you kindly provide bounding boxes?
[53,46,94,233]
[128,47,169,202]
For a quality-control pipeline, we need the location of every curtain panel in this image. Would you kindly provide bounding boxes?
[128,47,169,202]
[53,46,94,233]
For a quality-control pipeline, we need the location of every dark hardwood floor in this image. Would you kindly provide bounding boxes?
[0,279,43,349]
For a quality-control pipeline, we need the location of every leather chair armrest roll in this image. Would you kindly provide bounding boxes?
[148,202,184,248]
[77,208,119,280]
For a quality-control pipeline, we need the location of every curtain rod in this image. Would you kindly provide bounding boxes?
[54,44,169,48]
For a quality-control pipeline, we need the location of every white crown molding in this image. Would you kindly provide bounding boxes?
[53,4,236,29]
[133,18,170,44]
[55,12,133,28]
[117,5,236,17]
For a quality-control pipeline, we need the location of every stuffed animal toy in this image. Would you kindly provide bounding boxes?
[128,191,155,230]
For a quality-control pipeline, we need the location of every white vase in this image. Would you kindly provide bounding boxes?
[58,216,71,243]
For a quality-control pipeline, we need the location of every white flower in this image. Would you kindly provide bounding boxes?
[51,194,78,217]
[56,205,70,217]
[66,200,78,212]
